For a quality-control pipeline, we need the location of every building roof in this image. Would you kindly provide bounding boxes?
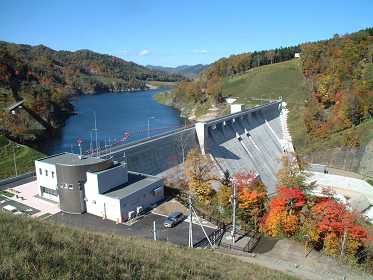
[102,172,161,199]
[36,153,106,166]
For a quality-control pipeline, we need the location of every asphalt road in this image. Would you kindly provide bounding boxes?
[0,176,36,191]
[45,211,214,247]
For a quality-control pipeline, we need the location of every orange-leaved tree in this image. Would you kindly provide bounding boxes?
[312,198,372,258]
[233,171,267,230]
[261,187,306,237]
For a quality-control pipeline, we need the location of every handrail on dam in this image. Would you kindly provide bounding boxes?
[110,125,196,153]
[204,101,282,127]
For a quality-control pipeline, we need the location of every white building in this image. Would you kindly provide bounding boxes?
[35,153,164,222]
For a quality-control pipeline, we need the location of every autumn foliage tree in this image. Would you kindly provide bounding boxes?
[301,27,373,143]
[261,187,306,237]
[312,198,372,258]
[184,148,217,205]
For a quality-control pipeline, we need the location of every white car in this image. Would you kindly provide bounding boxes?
[2,205,26,215]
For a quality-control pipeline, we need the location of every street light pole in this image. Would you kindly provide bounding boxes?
[181,115,186,127]
[148,117,154,138]
[270,93,274,102]
[90,129,97,157]
[261,94,265,105]
[231,180,237,244]
[13,144,20,176]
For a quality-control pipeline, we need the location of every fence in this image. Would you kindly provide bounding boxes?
[193,227,226,249]
[174,195,227,229]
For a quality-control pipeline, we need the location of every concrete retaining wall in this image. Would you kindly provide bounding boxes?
[306,172,373,204]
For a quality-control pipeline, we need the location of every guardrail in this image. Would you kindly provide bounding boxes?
[0,171,35,187]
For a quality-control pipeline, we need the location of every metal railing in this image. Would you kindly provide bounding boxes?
[174,195,227,229]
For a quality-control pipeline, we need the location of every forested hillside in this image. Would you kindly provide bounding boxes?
[169,45,301,104]
[0,41,185,141]
[168,28,373,151]
[146,64,209,80]
[300,28,373,144]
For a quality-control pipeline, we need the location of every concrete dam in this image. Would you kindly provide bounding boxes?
[109,101,291,195]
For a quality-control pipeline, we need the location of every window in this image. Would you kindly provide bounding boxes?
[51,171,54,178]
[45,170,48,177]
[39,168,42,175]
[41,186,58,197]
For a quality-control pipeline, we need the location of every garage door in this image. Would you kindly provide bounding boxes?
[104,203,118,221]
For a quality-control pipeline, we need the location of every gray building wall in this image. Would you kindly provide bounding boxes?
[56,157,114,214]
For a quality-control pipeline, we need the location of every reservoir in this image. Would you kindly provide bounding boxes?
[30,89,185,156]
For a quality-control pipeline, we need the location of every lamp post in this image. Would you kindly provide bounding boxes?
[90,128,97,157]
[261,94,265,105]
[148,117,154,138]
[13,144,20,176]
[181,115,187,127]
[270,93,274,102]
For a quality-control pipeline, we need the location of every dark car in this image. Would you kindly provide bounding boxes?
[164,211,184,228]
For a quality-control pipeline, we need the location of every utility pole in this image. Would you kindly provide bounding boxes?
[232,180,236,244]
[189,194,193,248]
[153,221,157,241]
[94,111,98,158]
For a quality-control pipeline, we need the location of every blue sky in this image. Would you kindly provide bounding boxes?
[0,0,372,67]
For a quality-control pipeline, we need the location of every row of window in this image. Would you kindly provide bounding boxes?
[41,186,58,197]
[39,168,55,178]
[58,183,73,189]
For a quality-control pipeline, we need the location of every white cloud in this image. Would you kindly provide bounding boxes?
[192,50,217,55]
[116,51,129,56]
[137,50,150,56]
[155,52,171,57]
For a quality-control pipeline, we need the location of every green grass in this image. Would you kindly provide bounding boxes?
[153,91,170,104]
[221,59,307,106]
[0,191,14,198]
[0,212,299,280]
[195,101,211,117]
[36,213,52,220]
[145,80,179,89]
[0,134,45,180]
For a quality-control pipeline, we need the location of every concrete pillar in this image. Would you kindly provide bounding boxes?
[231,104,244,114]
[216,122,225,136]
[195,122,208,154]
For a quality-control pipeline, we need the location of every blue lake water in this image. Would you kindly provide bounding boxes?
[30,89,186,155]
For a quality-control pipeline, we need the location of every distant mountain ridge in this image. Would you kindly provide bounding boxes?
[146,64,209,80]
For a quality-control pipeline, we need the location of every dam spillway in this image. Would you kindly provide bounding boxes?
[109,101,291,194]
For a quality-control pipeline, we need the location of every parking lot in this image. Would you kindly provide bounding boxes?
[46,210,215,246]
[0,195,40,216]
[1,177,216,247]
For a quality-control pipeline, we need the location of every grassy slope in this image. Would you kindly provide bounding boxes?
[0,212,298,280]
[0,134,45,180]
[221,59,309,149]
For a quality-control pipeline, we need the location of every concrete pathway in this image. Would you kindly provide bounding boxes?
[8,179,60,217]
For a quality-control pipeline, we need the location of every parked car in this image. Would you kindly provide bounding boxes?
[2,205,26,215]
[164,211,184,228]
